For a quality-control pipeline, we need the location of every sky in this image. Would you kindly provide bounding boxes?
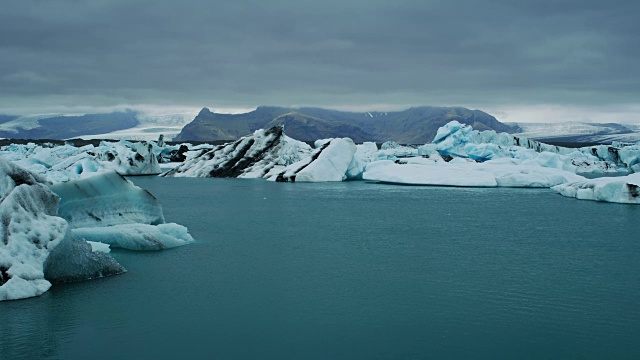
[1,0,639,123]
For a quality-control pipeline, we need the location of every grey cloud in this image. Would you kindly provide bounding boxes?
[1,0,639,114]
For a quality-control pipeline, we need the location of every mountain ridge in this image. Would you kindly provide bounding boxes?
[175,105,517,143]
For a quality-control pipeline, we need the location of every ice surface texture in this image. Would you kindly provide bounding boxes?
[0,159,69,300]
[51,171,195,250]
[0,139,164,183]
[73,224,194,251]
[271,137,357,182]
[50,171,165,228]
[431,121,640,175]
[363,159,583,188]
[44,237,126,284]
[164,125,313,179]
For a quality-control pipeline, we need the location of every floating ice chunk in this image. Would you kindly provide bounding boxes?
[164,126,313,179]
[295,138,356,182]
[377,141,418,159]
[431,121,631,174]
[417,144,437,157]
[44,237,125,284]
[274,138,357,182]
[93,141,162,175]
[0,159,70,301]
[346,142,379,179]
[73,223,195,251]
[314,138,333,148]
[363,160,497,187]
[87,241,111,253]
[0,140,163,183]
[433,121,476,158]
[552,173,640,204]
[363,160,583,188]
[50,171,165,228]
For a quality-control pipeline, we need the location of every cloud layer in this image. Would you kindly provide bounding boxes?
[1,0,639,121]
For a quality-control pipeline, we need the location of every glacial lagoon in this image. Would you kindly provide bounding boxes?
[1,177,639,359]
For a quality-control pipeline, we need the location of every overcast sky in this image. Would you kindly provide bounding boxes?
[1,0,639,122]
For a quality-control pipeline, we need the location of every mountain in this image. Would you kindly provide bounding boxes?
[509,122,640,144]
[265,112,375,143]
[0,111,139,140]
[175,106,516,143]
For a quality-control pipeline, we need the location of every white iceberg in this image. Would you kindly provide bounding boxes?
[0,159,70,301]
[0,139,164,183]
[272,137,357,182]
[432,121,636,175]
[346,142,379,179]
[377,141,419,159]
[552,173,640,204]
[73,223,195,251]
[363,159,584,188]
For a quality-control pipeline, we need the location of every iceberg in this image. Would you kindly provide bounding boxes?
[44,237,126,284]
[0,139,164,183]
[363,159,584,188]
[377,141,419,159]
[50,171,165,228]
[163,126,313,179]
[346,142,379,179]
[271,137,357,182]
[432,121,636,175]
[0,159,70,301]
[92,141,162,175]
[552,173,640,204]
[73,223,195,251]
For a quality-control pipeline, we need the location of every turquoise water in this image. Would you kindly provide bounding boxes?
[1,177,639,359]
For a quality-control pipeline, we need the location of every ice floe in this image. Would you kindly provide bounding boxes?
[363,159,584,188]
[552,173,640,204]
[73,223,194,251]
